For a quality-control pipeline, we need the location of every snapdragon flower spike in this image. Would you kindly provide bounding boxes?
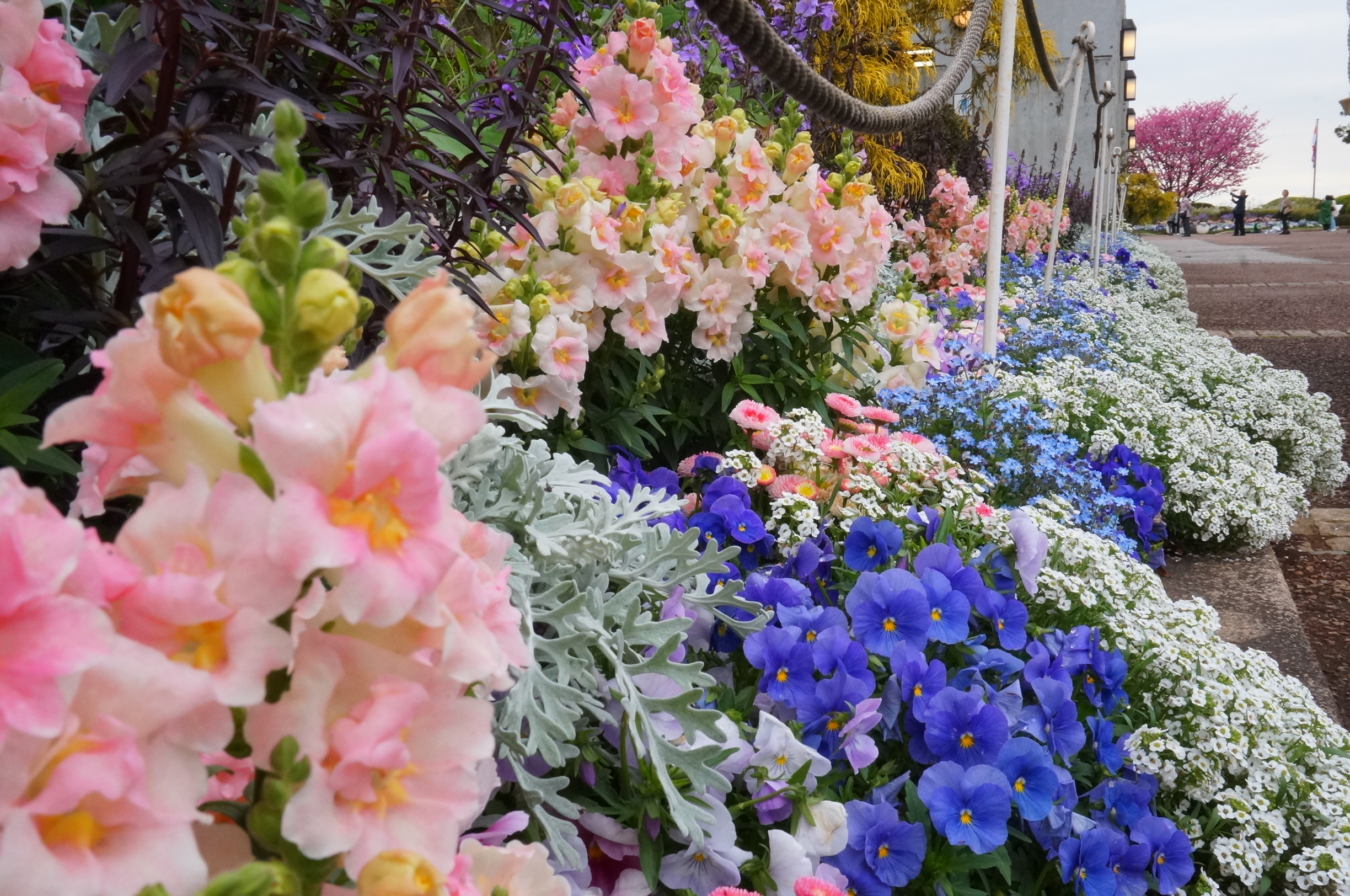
[744,625,816,707]
[995,737,1060,821]
[842,517,902,572]
[922,686,1010,767]
[917,761,1013,854]
[845,569,930,656]
[1020,678,1087,761]
[1059,829,1118,896]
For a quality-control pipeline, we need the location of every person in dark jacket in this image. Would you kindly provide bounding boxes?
[1230,190,1248,236]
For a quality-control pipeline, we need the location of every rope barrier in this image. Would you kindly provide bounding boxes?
[689,0,994,133]
[1020,0,1059,93]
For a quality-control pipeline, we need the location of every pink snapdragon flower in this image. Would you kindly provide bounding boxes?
[250,361,468,627]
[246,633,497,877]
[43,318,243,515]
[586,65,658,145]
[612,299,670,355]
[457,840,571,896]
[112,467,301,706]
[202,750,255,803]
[531,314,590,382]
[0,469,129,745]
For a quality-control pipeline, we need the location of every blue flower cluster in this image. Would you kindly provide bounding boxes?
[723,515,1193,894]
[880,374,1141,557]
[1092,445,1168,568]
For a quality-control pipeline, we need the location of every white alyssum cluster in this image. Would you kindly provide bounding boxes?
[1002,504,1350,896]
[999,357,1306,548]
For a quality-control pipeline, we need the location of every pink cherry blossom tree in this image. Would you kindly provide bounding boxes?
[1128,98,1268,199]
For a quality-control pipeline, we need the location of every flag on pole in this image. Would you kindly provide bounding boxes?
[1313,120,1319,167]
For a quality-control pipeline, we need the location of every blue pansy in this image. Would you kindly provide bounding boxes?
[985,592,1029,650]
[843,517,903,571]
[1089,777,1157,830]
[996,737,1060,820]
[740,573,809,611]
[798,672,873,755]
[1087,715,1125,774]
[923,687,1010,767]
[917,761,1013,854]
[778,604,847,645]
[1021,678,1087,761]
[708,606,753,652]
[892,643,947,721]
[1084,648,1129,714]
[1059,829,1118,896]
[810,627,876,692]
[1104,828,1153,896]
[862,817,926,887]
[918,569,971,644]
[825,846,890,896]
[846,569,931,656]
[1130,816,1195,894]
[743,626,816,707]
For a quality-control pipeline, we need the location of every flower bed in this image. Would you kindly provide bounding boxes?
[4,6,1350,896]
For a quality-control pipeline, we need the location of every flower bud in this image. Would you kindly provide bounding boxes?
[291,180,330,230]
[763,141,784,164]
[256,169,291,207]
[382,270,496,389]
[843,160,861,177]
[712,116,739,156]
[356,851,446,896]
[151,269,263,376]
[553,181,590,227]
[256,219,301,284]
[707,214,738,247]
[528,293,552,322]
[783,143,814,184]
[627,17,657,72]
[617,203,646,246]
[200,862,299,896]
[299,236,349,275]
[655,196,683,226]
[294,269,359,349]
[272,101,306,143]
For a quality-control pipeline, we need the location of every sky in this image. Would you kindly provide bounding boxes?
[1126,0,1350,203]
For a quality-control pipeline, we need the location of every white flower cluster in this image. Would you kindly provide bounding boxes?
[1001,505,1350,896]
[999,356,1306,548]
[1098,242,1347,496]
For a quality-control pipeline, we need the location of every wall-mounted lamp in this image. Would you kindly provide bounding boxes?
[1124,70,1136,101]
[1341,96,1350,115]
[1120,19,1136,60]
[952,6,972,28]
[1126,107,1136,131]
[1128,133,1137,151]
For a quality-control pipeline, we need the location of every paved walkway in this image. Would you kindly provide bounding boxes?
[1145,231,1350,720]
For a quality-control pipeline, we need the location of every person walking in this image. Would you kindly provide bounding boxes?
[1278,190,1292,234]
[1334,197,1343,232]
[1320,195,1334,231]
[1230,190,1248,236]
[1178,196,1192,237]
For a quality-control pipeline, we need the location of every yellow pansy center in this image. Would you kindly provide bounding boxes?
[959,732,975,749]
[882,617,897,632]
[959,809,973,825]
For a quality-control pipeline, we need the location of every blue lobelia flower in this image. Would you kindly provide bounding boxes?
[843,517,903,572]
[1059,829,1118,896]
[917,761,1013,854]
[996,736,1060,821]
[846,569,931,656]
[778,603,846,646]
[743,626,816,708]
[923,687,1010,767]
[1103,827,1152,896]
[1021,678,1087,761]
[1130,816,1195,895]
[891,642,947,722]
[740,573,810,612]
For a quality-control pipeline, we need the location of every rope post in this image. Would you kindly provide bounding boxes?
[982,0,1020,359]
[1043,23,1095,287]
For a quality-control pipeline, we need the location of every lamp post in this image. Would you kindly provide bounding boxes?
[1043,22,1096,287]
[981,0,1019,359]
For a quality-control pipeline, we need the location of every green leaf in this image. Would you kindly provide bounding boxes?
[0,359,63,418]
[238,444,276,499]
[638,826,662,892]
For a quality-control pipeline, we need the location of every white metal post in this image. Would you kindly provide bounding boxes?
[1043,24,1094,287]
[981,0,1020,358]
[1093,126,1114,280]
[1111,146,1123,239]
